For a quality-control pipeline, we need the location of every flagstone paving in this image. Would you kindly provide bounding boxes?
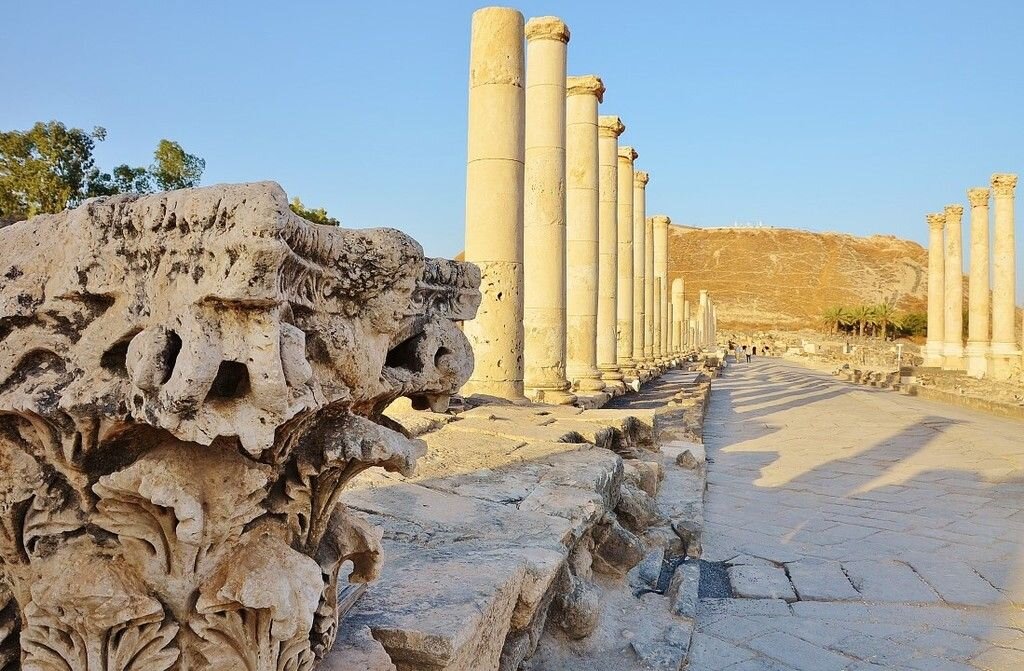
[690,358,1024,670]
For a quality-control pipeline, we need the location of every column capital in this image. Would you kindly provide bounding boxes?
[566,75,604,101]
[525,16,570,43]
[944,204,964,220]
[967,188,989,207]
[598,115,625,137]
[634,170,649,187]
[618,146,638,162]
[991,173,1018,197]
[651,214,671,227]
[926,213,945,230]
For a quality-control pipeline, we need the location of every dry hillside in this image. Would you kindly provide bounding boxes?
[668,226,929,331]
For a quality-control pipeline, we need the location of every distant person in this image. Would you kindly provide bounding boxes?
[745,345,751,363]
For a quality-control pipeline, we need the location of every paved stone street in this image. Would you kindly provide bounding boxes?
[691,358,1024,671]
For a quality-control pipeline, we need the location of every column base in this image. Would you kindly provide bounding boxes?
[461,379,529,404]
[964,343,989,378]
[569,370,606,393]
[987,347,1022,381]
[920,341,945,368]
[599,366,626,396]
[525,386,577,405]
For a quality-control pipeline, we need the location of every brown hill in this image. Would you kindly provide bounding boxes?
[668,226,929,331]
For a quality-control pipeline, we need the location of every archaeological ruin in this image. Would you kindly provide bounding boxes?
[2,4,1024,671]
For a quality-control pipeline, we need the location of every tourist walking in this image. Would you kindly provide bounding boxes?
[745,346,752,363]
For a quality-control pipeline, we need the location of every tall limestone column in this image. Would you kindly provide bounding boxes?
[632,171,648,370]
[565,75,606,393]
[923,213,946,367]
[653,215,670,361]
[463,7,526,401]
[990,173,1020,378]
[523,16,574,404]
[644,214,655,366]
[683,299,691,349]
[965,188,991,378]
[942,204,965,370]
[597,116,625,393]
[672,278,685,354]
[698,290,709,349]
[653,278,662,363]
[666,301,674,357]
[617,147,638,379]
[689,317,698,351]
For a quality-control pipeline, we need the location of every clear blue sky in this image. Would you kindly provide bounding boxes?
[3,1,1023,293]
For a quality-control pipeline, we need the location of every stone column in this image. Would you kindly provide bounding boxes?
[632,171,648,370]
[666,301,674,357]
[942,204,965,370]
[617,147,638,379]
[699,290,709,349]
[990,173,1020,378]
[653,215,670,361]
[597,116,625,392]
[523,16,574,405]
[683,299,691,349]
[463,7,526,401]
[644,215,655,366]
[923,213,946,367]
[689,317,698,352]
[653,277,662,363]
[565,75,606,394]
[966,188,991,378]
[672,278,684,354]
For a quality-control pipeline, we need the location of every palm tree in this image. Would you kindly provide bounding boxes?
[873,303,896,340]
[849,305,874,338]
[820,306,848,335]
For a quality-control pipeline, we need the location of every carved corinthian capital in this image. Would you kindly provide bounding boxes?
[0,182,480,669]
[991,173,1018,197]
[967,188,990,207]
[944,204,964,222]
[634,171,650,187]
[566,74,605,101]
[598,115,625,138]
[618,146,638,162]
[926,213,946,230]
[525,15,570,42]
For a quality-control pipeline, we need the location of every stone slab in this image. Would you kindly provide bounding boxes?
[727,564,797,602]
[842,560,940,603]
[787,559,861,601]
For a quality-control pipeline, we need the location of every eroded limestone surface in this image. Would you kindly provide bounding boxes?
[0,182,479,669]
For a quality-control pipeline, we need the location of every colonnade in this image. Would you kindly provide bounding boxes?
[461,7,718,403]
[924,174,1020,379]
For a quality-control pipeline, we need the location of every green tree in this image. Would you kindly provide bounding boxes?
[849,305,874,338]
[289,197,339,226]
[0,121,110,219]
[151,139,205,191]
[820,306,849,335]
[873,303,896,340]
[896,311,927,338]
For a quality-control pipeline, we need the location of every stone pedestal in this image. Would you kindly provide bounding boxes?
[632,171,648,371]
[523,16,575,405]
[617,147,638,380]
[597,116,625,394]
[965,188,991,378]
[989,174,1020,379]
[565,75,606,394]
[464,7,526,401]
[923,213,946,367]
[942,204,965,370]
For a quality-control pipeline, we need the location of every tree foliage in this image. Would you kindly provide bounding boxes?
[151,139,205,191]
[0,121,206,222]
[0,121,110,219]
[289,197,339,226]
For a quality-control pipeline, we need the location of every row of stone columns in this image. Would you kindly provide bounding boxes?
[923,173,1020,379]
[461,7,717,403]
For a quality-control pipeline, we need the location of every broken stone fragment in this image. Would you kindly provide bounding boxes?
[0,181,479,669]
